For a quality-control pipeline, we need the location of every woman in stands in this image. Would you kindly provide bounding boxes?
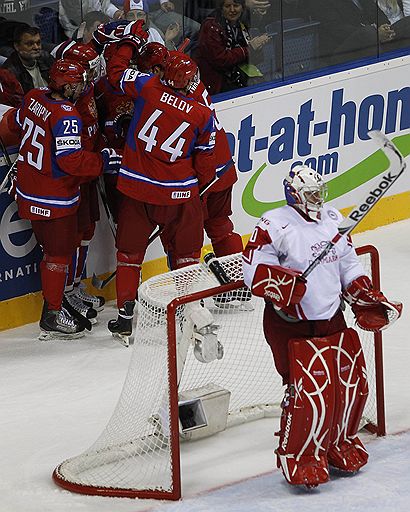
[193,0,270,95]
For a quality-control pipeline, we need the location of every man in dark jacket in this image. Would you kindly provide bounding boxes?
[2,25,54,93]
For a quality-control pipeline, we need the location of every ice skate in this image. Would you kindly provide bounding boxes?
[39,303,85,341]
[74,283,105,311]
[64,289,98,324]
[108,300,135,347]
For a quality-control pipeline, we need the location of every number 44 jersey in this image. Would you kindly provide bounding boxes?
[117,70,216,205]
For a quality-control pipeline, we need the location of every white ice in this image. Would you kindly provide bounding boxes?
[1,219,409,512]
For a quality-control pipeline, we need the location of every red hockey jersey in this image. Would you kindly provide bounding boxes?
[108,46,216,205]
[94,75,134,150]
[189,79,237,193]
[75,83,105,151]
[15,88,103,220]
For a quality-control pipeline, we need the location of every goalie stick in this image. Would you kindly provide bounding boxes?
[91,159,234,289]
[301,130,406,280]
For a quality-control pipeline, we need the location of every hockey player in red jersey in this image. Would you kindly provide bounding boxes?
[137,44,243,259]
[242,165,402,488]
[94,21,216,338]
[94,42,135,223]
[56,42,109,318]
[14,60,121,340]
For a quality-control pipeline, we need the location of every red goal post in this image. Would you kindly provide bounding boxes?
[53,245,385,501]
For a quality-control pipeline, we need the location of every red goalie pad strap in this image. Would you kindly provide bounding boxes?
[276,336,335,486]
[251,264,306,308]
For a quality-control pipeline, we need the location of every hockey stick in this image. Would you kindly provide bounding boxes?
[177,38,190,53]
[96,177,117,239]
[91,160,234,289]
[62,295,92,331]
[301,131,406,280]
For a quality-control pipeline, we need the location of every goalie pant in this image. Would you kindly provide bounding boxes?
[264,305,369,486]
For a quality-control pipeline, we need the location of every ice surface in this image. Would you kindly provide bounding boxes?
[1,219,409,512]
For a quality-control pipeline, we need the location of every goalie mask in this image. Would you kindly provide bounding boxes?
[284,165,328,221]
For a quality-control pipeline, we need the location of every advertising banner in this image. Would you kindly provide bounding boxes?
[216,56,410,236]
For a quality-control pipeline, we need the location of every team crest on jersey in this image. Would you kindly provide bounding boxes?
[62,105,73,111]
[311,241,337,262]
[88,97,98,119]
[116,100,134,116]
[327,210,338,220]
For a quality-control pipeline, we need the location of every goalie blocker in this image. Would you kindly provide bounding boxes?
[276,329,369,488]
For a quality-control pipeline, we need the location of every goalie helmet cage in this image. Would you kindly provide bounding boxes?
[53,245,385,501]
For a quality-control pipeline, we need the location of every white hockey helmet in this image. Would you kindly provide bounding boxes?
[283,165,328,221]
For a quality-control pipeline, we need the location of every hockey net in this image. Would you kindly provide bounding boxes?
[53,245,384,500]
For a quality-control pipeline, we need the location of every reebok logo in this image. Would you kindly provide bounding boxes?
[348,171,399,221]
[30,206,50,217]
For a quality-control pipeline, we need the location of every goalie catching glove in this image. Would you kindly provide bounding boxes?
[343,275,402,332]
[251,264,306,308]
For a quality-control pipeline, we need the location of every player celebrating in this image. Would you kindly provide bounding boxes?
[138,44,243,260]
[56,42,108,318]
[14,60,121,340]
[242,165,402,488]
[93,21,216,338]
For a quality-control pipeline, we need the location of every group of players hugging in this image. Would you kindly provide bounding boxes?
[0,17,403,489]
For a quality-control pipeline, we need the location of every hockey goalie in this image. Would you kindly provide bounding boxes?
[242,165,402,488]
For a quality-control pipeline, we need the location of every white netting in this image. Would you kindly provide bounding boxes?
[54,248,382,498]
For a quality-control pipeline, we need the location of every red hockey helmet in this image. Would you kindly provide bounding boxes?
[163,52,198,90]
[48,60,87,91]
[136,42,169,73]
[56,41,100,72]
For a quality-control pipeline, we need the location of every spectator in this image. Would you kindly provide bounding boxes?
[72,11,111,43]
[2,25,54,93]
[59,0,122,38]
[194,0,270,95]
[123,0,201,48]
[311,0,410,66]
[0,0,32,24]
[123,6,168,46]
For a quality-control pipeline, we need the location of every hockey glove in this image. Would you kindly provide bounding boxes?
[92,20,129,49]
[117,20,149,55]
[101,148,122,175]
[251,264,306,308]
[343,275,402,332]
[113,113,133,139]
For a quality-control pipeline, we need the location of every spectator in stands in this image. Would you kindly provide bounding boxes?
[2,26,54,93]
[0,0,32,24]
[311,0,410,65]
[123,6,170,46]
[123,0,201,49]
[72,11,111,43]
[194,0,270,95]
[59,0,123,38]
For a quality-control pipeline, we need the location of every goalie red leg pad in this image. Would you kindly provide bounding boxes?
[328,328,369,472]
[276,337,336,486]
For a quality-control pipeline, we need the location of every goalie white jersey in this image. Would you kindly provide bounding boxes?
[242,204,365,320]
